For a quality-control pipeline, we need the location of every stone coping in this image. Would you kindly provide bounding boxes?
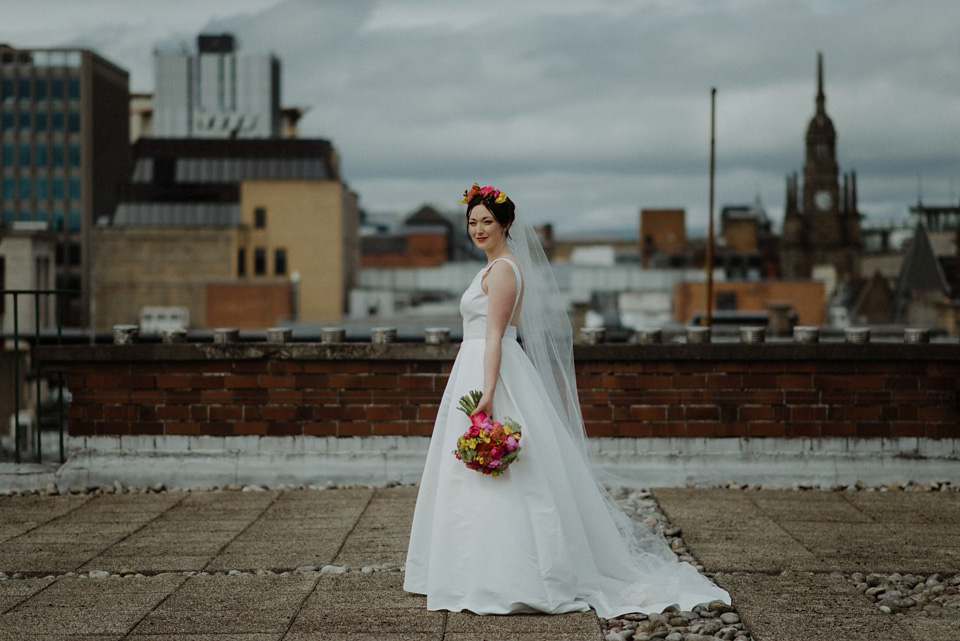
[35,341,960,363]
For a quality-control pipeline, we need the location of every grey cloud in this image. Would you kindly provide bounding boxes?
[8,0,959,233]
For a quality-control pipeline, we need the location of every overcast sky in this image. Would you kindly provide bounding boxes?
[4,0,960,236]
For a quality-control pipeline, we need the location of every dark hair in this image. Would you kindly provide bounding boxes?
[465,194,516,237]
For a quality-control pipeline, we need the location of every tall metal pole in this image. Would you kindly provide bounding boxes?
[703,88,716,328]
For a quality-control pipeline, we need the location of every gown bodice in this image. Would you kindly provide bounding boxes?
[460,258,522,341]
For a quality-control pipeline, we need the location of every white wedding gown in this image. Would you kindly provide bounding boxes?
[403,258,728,618]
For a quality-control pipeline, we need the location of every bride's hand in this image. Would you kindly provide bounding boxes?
[471,394,494,418]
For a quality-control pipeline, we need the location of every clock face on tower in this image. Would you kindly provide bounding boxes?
[814,190,833,211]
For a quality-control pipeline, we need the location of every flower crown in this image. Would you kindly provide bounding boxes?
[461,183,508,205]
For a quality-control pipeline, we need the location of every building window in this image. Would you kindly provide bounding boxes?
[52,144,64,167]
[2,143,12,166]
[51,77,63,100]
[1,111,12,131]
[52,207,64,230]
[17,204,31,221]
[1,78,13,103]
[237,248,246,276]
[1,176,13,200]
[67,111,80,132]
[68,242,81,265]
[19,175,31,199]
[274,248,287,276]
[254,207,266,228]
[68,143,80,167]
[1,208,13,224]
[18,112,30,132]
[254,248,266,275]
[52,176,64,199]
[36,175,48,199]
[18,143,31,166]
[51,112,64,132]
[35,206,47,223]
[35,112,47,132]
[68,209,81,232]
[716,291,737,311]
[68,77,80,101]
[35,78,47,101]
[18,78,30,101]
[35,144,47,166]
[68,175,80,199]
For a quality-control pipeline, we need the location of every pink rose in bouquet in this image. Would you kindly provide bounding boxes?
[451,389,523,478]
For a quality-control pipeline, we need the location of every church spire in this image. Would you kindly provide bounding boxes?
[816,51,825,114]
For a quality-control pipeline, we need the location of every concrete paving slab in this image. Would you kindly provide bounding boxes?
[180,491,282,504]
[334,535,408,566]
[28,523,138,536]
[0,577,56,597]
[80,555,213,573]
[444,634,599,641]
[38,573,186,594]
[100,541,226,556]
[214,539,338,554]
[135,520,252,533]
[14,588,165,611]
[0,525,40,542]
[288,607,443,634]
[681,528,823,573]
[132,608,296,635]
[714,573,909,641]
[204,552,338,572]
[3,631,125,641]
[284,634,432,641]
[127,636,279,641]
[748,498,874,522]
[0,607,147,635]
[895,615,960,641]
[445,611,602,636]
[0,552,95,574]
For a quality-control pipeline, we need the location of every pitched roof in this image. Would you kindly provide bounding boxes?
[895,222,950,296]
[406,205,451,228]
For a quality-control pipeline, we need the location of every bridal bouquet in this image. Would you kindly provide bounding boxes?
[452,390,522,478]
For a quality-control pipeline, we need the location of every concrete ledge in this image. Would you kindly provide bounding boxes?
[50,436,960,491]
[56,435,433,489]
[36,340,960,363]
[592,437,960,487]
[0,461,60,492]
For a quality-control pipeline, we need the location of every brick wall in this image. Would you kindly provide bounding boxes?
[41,342,960,440]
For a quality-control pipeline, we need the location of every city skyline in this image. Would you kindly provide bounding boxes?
[3,0,959,235]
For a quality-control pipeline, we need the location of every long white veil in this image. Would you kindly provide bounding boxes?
[509,222,722,606]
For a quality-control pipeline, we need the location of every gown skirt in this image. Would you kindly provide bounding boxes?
[403,325,729,618]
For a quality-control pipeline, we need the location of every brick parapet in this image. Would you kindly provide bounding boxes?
[38,342,960,440]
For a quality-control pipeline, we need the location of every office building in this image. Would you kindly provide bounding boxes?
[154,34,281,139]
[93,138,358,329]
[0,44,130,326]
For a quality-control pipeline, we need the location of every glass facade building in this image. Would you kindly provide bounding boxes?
[0,45,130,326]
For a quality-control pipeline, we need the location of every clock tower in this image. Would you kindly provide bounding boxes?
[781,53,862,281]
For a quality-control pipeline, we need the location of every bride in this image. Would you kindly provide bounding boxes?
[403,184,729,617]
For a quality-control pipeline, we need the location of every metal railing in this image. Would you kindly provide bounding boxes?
[2,289,76,464]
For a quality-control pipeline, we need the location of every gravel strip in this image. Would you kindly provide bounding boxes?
[854,572,960,618]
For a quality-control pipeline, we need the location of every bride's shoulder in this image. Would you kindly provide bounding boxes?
[481,256,520,292]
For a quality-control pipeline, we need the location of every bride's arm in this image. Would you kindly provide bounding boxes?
[472,262,518,417]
